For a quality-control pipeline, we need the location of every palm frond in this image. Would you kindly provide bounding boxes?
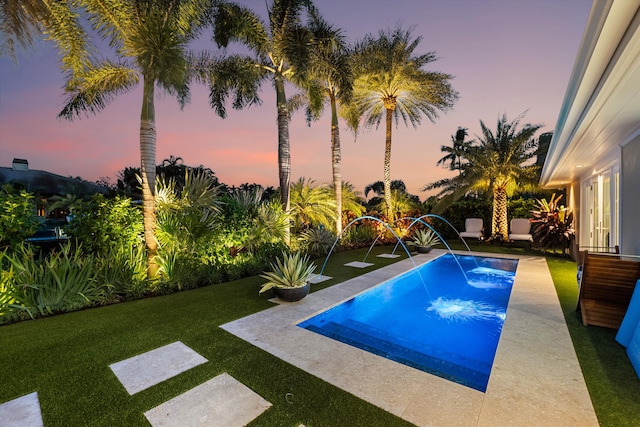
[211,0,269,52]
[59,61,139,120]
[1,0,48,60]
[190,51,265,118]
[41,0,93,75]
[289,177,336,231]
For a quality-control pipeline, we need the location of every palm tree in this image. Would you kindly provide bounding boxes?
[370,189,421,220]
[364,179,420,219]
[343,26,458,221]
[364,179,407,199]
[302,11,352,235]
[289,177,336,232]
[437,127,474,174]
[207,0,319,243]
[44,0,209,277]
[328,181,366,220]
[424,113,542,240]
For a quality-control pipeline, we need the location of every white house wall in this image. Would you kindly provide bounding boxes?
[541,0,640,257]
[621,136,640,255]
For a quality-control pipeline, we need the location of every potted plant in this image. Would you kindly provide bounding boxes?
[259,251,317,301]
[411,229,441,253]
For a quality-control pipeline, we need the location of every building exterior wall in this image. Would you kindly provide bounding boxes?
[621,135,640,255]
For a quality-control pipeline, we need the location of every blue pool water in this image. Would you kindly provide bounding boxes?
[297,254,518,392]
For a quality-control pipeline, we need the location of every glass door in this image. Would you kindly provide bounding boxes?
[597,173,611,249]
[584,171,617,252]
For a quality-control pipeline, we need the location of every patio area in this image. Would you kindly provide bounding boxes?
[222,250,599,426]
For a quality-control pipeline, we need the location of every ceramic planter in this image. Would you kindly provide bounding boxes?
[273,282,311,302]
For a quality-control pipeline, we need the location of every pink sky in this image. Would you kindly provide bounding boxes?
[0,0,591,200]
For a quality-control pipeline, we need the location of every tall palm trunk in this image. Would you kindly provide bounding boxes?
[492,185,509,241]
[140,76,158,277]
[329,92,342,235]
[275,74,291,244]
[383,105,394,221]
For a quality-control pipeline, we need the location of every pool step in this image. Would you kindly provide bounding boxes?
[304,319,491,392]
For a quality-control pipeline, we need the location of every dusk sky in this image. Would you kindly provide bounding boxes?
[0,0,592,200]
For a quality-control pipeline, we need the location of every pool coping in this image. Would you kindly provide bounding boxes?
[221,250,598,426]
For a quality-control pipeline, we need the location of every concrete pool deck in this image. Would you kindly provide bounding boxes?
[221,250,599,426]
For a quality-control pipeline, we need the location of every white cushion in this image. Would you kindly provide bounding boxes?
[510,218,531,234]
[460,231,482,239]
[509,233,533,242]
[464,218,483,233]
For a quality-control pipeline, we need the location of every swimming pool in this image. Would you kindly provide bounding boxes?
[297,254,518,392]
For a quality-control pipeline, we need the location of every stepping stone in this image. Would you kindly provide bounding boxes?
[110,341,207,395]
[377,253,401,258]
[344,261,374,268]
[308,274,332,284]
[0,392,43,427]
[144,372,271,427]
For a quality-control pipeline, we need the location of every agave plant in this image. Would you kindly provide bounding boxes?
[300,227,336,257]
[530,193,574,251]
[259,252,317,294]
[412,228,441,248]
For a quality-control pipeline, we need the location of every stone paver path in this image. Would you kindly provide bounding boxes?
[343,261,373,268]
[0,392,43,427]
[110,341,207,395]
[144,373,271,427]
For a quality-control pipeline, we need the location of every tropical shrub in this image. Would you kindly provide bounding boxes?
[0,185,40,250]
[290,178,336,232]
[156,250,210,292]
[300,227,336,257]
[0,257,31,321]
[1,244,107,321]
[369,189,421,222]
[242,201,289,254]
[509,197,538,221]
[66,194,143,255]
[530,193,574,251]
[229,186,264,217]
[95,243,147,299]
[340,222,377,249]
[155,170,223,252]
[336,182,366,218]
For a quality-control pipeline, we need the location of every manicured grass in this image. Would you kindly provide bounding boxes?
[0,246,414,427]
[546,256,640,427]
[2,244,638,425]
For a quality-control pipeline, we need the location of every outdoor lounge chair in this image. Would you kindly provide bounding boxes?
[459,218,483,240]
[578,252,640,329]
[508,218,533,245]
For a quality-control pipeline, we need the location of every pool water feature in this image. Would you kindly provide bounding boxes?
[297,254,518,392]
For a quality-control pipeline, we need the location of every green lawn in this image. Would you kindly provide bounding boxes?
[546,256,640,427]
[0,247,414,426]
[1,245,638,426]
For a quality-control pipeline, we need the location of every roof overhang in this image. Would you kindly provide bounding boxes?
[540,0,640,188]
